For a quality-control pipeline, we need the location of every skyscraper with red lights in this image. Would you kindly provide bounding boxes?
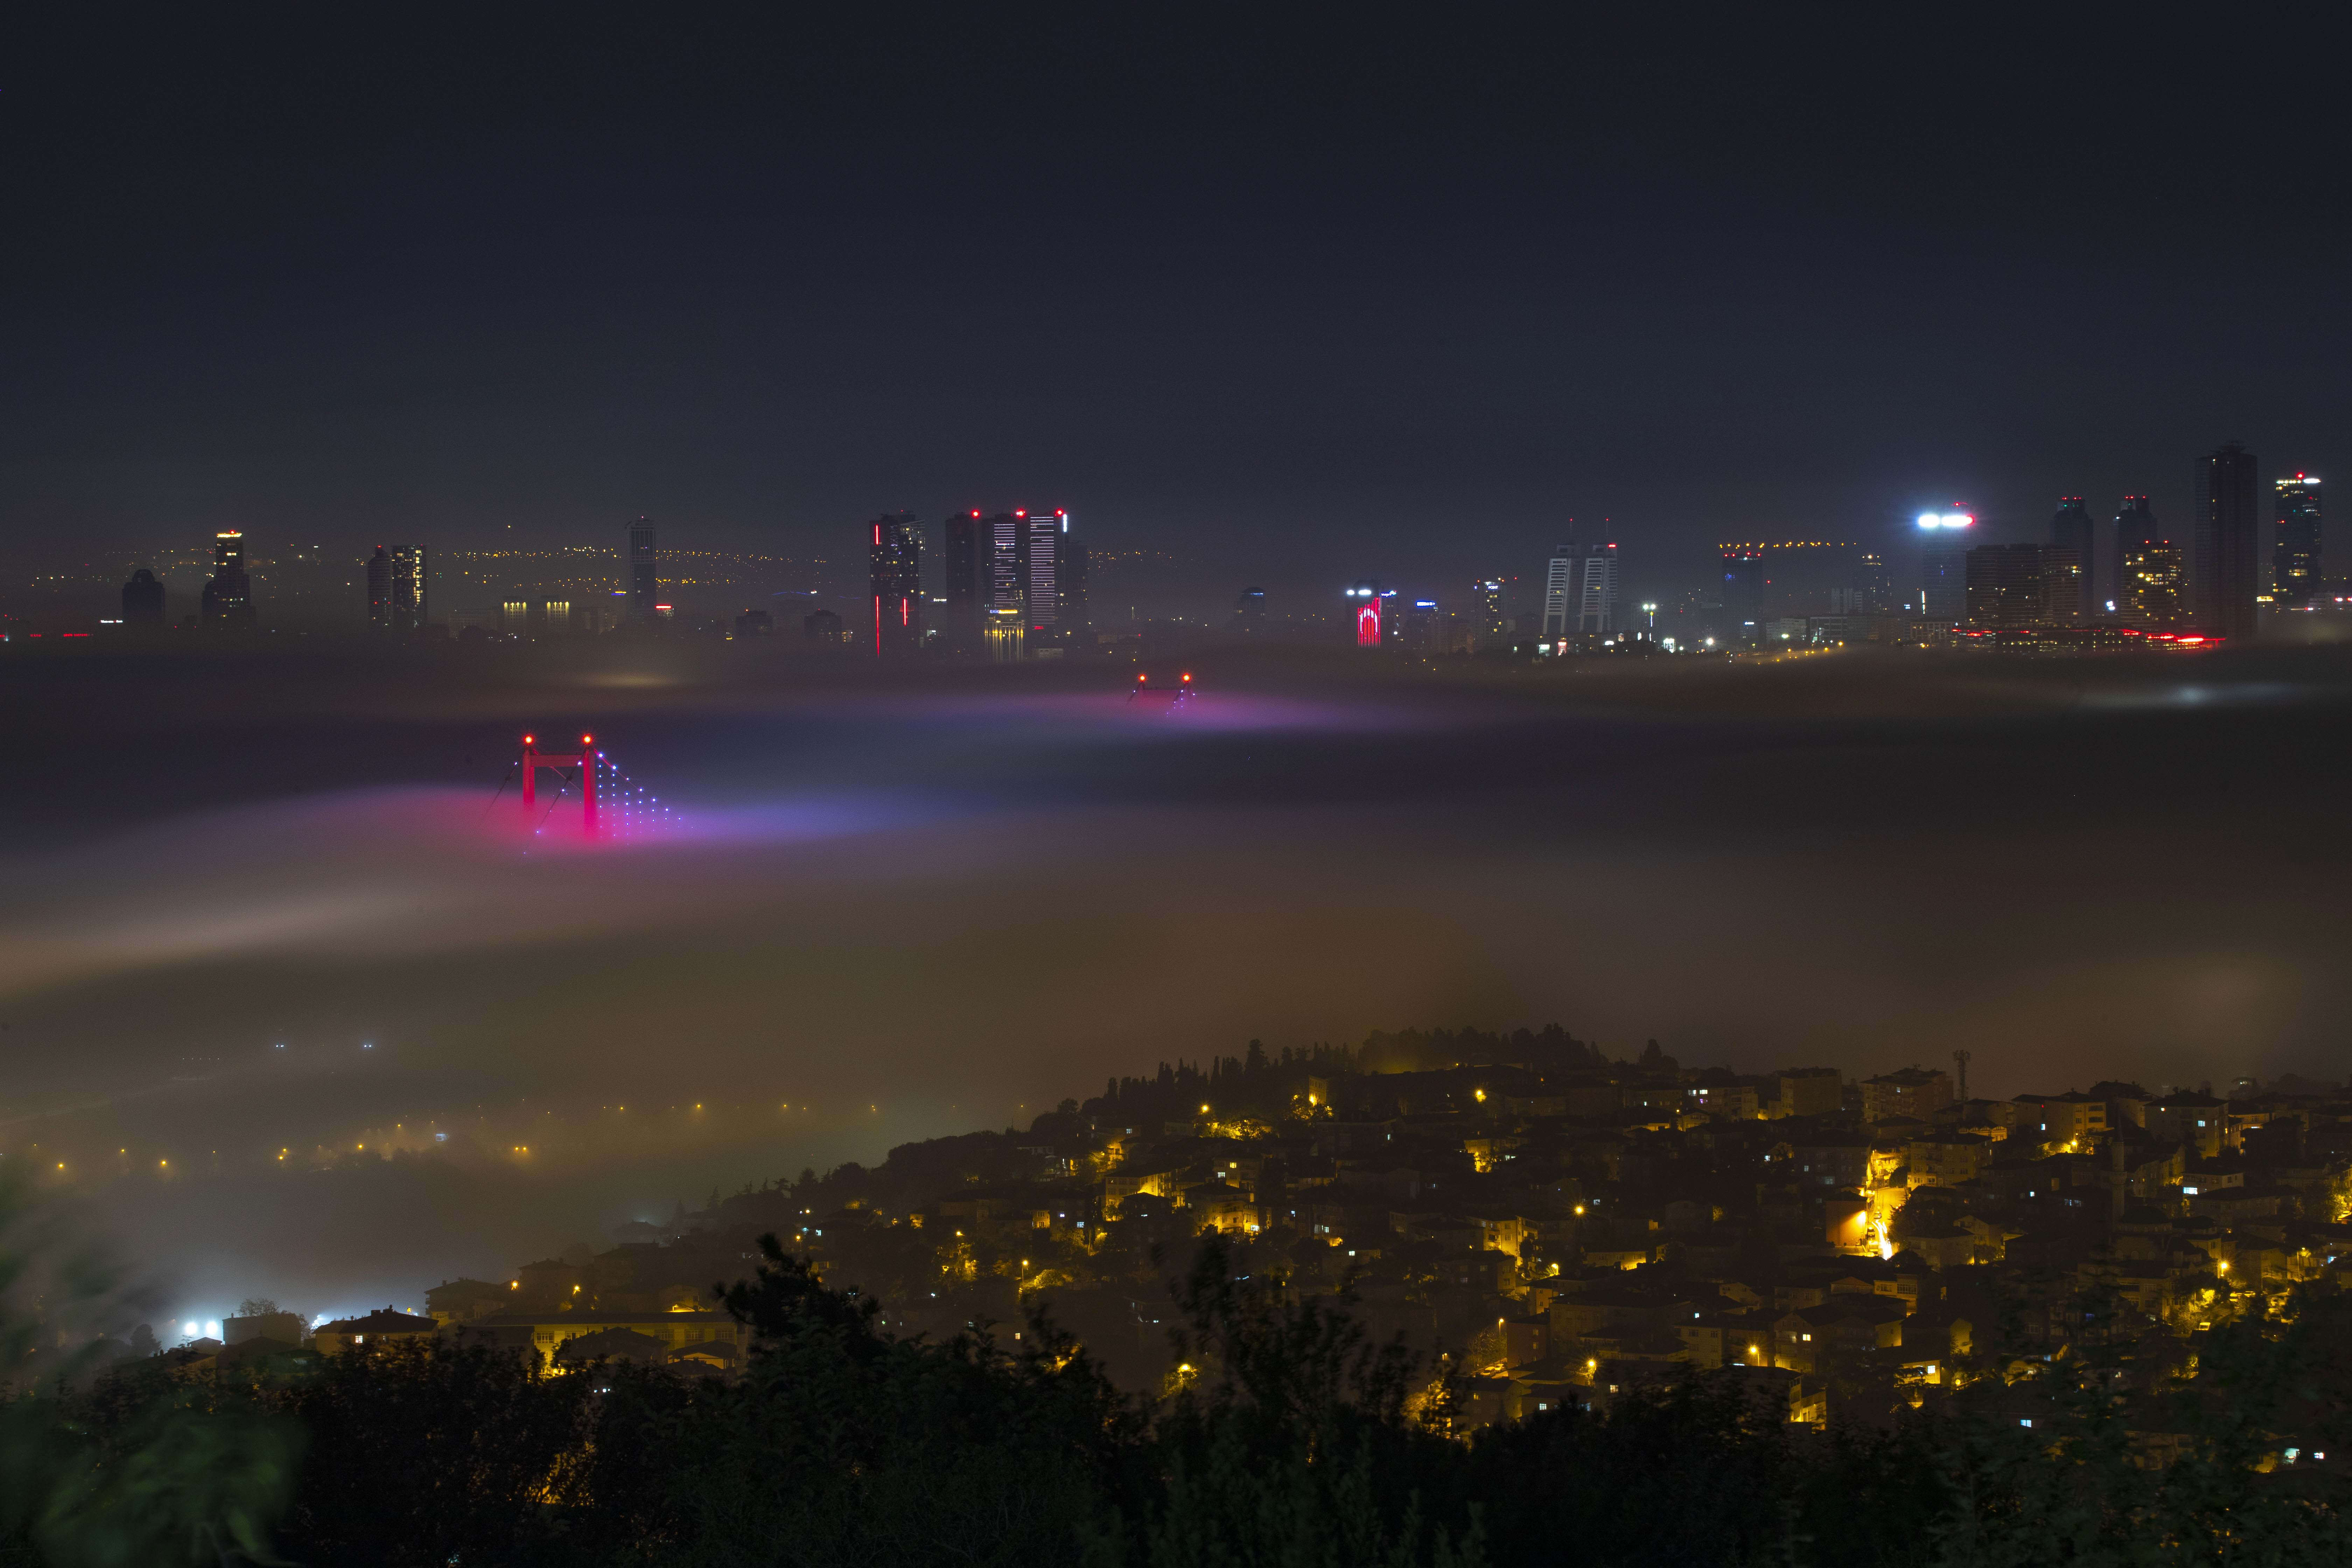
[2275,474,2322,610]
[869,512,922,657]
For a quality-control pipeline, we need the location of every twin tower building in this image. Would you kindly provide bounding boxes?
[869,509,1090,659]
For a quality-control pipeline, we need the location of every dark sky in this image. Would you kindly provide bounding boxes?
[10,6,2352,605]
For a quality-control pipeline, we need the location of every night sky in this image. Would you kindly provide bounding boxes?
[12,8,2352,603]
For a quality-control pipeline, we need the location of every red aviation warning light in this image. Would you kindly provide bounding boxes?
[1128,671,1194,709]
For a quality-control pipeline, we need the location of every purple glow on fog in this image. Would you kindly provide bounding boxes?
[822,690,1467,734]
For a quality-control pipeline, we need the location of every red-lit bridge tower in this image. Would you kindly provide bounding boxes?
[520,732,598,833]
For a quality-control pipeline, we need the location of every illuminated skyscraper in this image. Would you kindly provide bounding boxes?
[1476,579,1506,640]
[2115,497,2184,627]
[1020,509,1066,638]
[1540,543,1576,638]
[1232,586,1266,633]
[1852,552,1894,613]
[2051,498,2095,609]
[2193,442,2259,639]
[868,512,922,658]
[1917,511,1974,624]
[627,518,658,619]
[2274,473,2322,610]
[983,511,1022,619]
[1576,541,1619,633]
[1719,547,1765,646]
[1346,581,1384,646]
[200,531,254,628]
[366,545,429,632]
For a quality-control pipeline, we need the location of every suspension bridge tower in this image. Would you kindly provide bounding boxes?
[520,732,598,833]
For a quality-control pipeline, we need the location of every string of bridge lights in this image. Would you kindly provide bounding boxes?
[583,750,682,840]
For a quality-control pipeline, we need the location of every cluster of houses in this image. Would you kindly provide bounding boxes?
[182,1051,2352,1433]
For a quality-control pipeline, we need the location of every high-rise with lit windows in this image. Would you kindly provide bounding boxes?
[1476,579,1506,641]
[1540,543,1575,638]
[868,512,922,658]
[200,531,254,628]
[1851,552,1894,614]
[366,545,429,632]
[1020,510,1063,639]
[2116,497,2184,628]
[2051,498,2095,609]
[2275,474,2322,610]
[1576,541,1619,634]
[943,509,1076,652]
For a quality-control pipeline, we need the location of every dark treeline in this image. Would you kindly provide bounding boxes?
[9,1234,2352,1567]
[1354,1025,1606,1077]
[1091,1041,1357,1125]
[1085,1026,1609,1128]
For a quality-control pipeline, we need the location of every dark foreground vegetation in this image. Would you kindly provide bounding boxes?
[4,1229,2352,1567]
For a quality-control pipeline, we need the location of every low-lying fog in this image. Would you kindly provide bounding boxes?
[3,639,2348,1326]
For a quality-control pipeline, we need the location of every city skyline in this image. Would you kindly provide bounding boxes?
[36,439,2333,652]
